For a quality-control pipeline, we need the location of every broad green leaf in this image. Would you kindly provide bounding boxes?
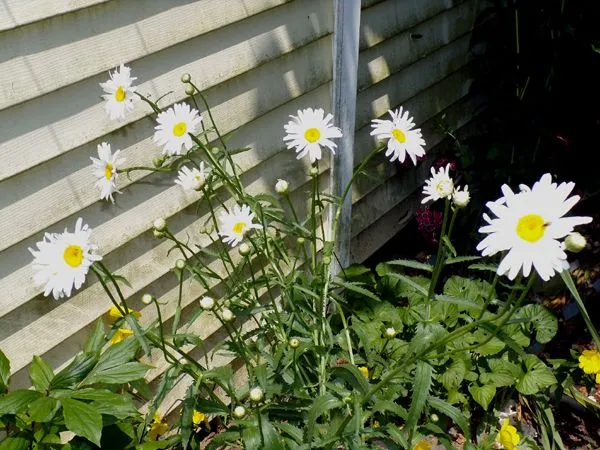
[516,355,557,395]
[406,361,433,431]
[125,314,151,357]
[0,389,43,414]
[259,414,284,450]
[479,371,515,388]
[439,358,467,391]
[28,396,59,422]
[488,358,521,378]
[193,398,230,415]
[428,396,471,441]
[306,394,343,443]
[0,436,31,450]
[62,398,102,446]
[386,273,429,297]
[517,304,558,344]
[83,319,105,354]
[386,259,433,272]
[444,276,493,305]
[90,336,139,374]
[0,350,10,393]
[435,294,483,314]
[29,356,54,391]
[242,425,263,450]
[71,389,138,419]
[468,383,496,410]
[81,362,149,386]
[50,353,97,390]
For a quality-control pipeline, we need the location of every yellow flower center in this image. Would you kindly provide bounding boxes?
[114,86,126,102]
[233,222,247,235]
[392,128,406,143]
[63,245,84,268]
[304,127,321,143]
[516,214,545,243]
[173,122,187,137]
[435,180,454,197]
[104,163,113,180]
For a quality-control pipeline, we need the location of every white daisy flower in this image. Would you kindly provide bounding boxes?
[100,64,137,121]
[218,204,263,247]
[283,108,342,163]
[29,218,102,300]
[370,107,426,165]
[477,173,592,281]
[90,142,125,203]
[153,103,203,156]
[421,164,454,204]
[175,163,207,191]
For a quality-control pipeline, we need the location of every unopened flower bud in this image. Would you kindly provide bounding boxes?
[297,237,305,246]
[452,185,470,208]
[185,85,195,96]
[200,296,215,310]
[309,167,319,177]
[430,413,439,422]
[239,243,251,256]
[153,229,164,239]
[385,327,396,338]
[323,256,331,265]
[289,338,300,349]
[275,179,289,194]
[142,293,153,305]
[211,147,220,155]
[343,396,352,404]
[153,156,165,168]
[153,217,167,231]
[176,259,186,270]
[233,406,246,418]
[249,387,263,402]
[221,308,234,322]
[181,73,191,83]
[564,232,587,253]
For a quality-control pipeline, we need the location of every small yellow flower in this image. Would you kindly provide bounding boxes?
[110,328,133,345]
[497,419,520,450]
[372,420,380,429]
[358,366,369,379]
[579,349,600,375]
[192,410,208,427]
[413,440,432,450]
[107,305,141,323]
[148,413,168,441]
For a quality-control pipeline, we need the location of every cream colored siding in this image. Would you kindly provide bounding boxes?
[0,0,483,392]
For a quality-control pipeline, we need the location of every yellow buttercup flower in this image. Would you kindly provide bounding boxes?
[358,366,369,379]
[579,349,600,375]
[192,410,208,427]
[110,328,133,345]
[413,440,432,450]
[148,413,168,440]
[107,305,141,323]
[497,419,520,450]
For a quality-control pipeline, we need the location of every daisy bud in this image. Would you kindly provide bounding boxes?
[564,232,587,253]
[142,293,153,305]
[200,296,215,310]
[289,338,300,349]
[323,256,331,265]
[176,259,186,270]
[430,413,439,423]
[297,237,305,245]
[309,167,319,177]
[221,308,235,322]
[185,85,195,96]
[211,147,220,155]
[239,243,251,256]
[249,387,264,402]
[153,217,167,231]
[180,73,191,83]
[452,185,470,208]
[233,406,246,419]
[153,229,164,239]
[385,327,396,338]
[275,179,289,194]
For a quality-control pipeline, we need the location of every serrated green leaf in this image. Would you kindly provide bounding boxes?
[428,396,471,441]
[406,361,433,431]
[81,362,149,386]
[386,259,433,272]
[62,398,102,446]
[468,263,498,272]
[0,389,43,414]
[275,422,303,443]
[29,356,54,391]
[468,383,496,409]
[260,414,284,450]
[330,365,370,395]
[28,396,59,422]
[386,273,429,297]
[516,355,557,395]
[333,278,381,302]
[445,256,481,265]
[306,394,343,443]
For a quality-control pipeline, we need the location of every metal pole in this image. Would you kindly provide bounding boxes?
[330,0,361,272]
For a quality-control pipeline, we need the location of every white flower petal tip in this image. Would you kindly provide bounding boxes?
[370,107,426,165]
[29,218,102,300]
[218,204,263,247]
[421,164,454,204]
[90,142,125,203]
[153,103,203,156]
[100,64,137,121]
[283,107,342,163]
[477,173,592,281]
[175,162,208,191]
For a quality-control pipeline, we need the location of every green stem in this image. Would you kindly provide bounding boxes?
[427,199,451,301]
[334,300,354,365]
[91,264,127,316]
[96,261,130,314]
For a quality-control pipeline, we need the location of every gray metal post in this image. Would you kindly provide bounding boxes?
[330,0,361,272]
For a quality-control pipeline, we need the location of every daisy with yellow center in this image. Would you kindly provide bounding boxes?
[421,164,454,204]
[496,419,520,450]
[29,218,102,300]
[218,204,263,247]
[110,328,134,345]
[148,413,168,440]
[90,142,125,203]
[477,173,592,281]
[283,107,342,163]
[100,64,137,121]
[174,163,208,191]
[370,107,426,165]
[153,103,202,156]
[107,305,141,323]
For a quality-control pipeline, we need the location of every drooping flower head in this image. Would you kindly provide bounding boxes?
[283,108,342,163]
[148,413,168,440]
[100,64,137,121]
[218,204,263,247]
[192,410,208,427]
[90,142,125,203]
[496,419,520,450]
[370,107,426,165]
[477,173,592,281]
[174,163,208,191]
[421,164,454,204]
[107,305,141,323]
[29,218,102,300]
[153,103,203,156]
